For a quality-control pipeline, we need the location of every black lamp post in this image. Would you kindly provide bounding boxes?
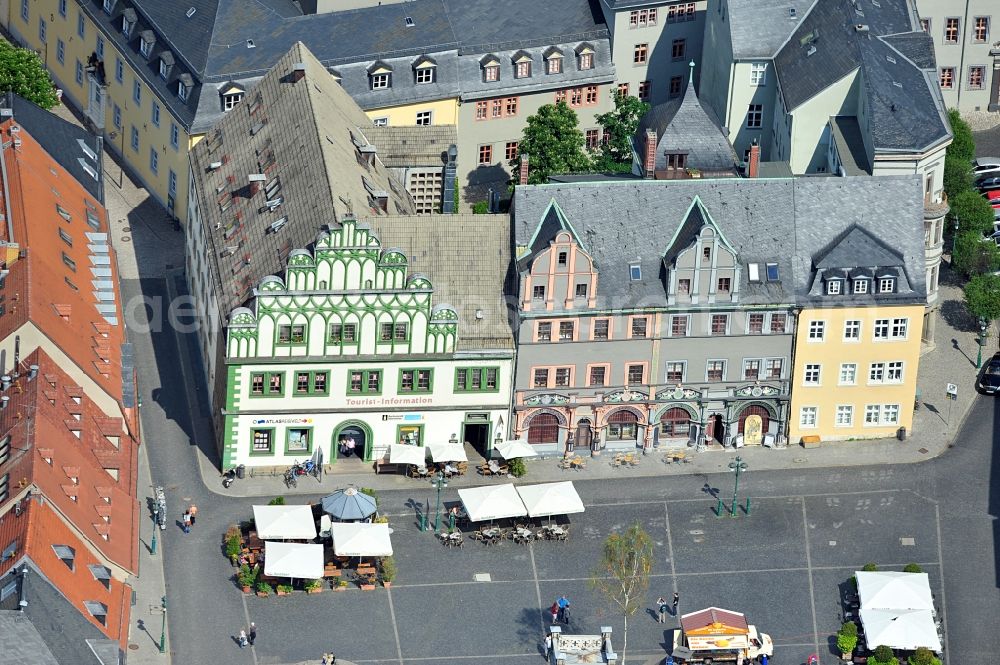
[728,456,748,518]
[158,595,167,654]
[431,471,448,533]
[977,317,988,369]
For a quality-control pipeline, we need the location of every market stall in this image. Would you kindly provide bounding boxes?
[458,484,527,522]
[263,541,324,579]
[252,504,318,540]
[330,522,394,557]
[516,482,585,518]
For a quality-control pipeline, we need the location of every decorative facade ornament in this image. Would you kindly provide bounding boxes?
[604,389,648,403]
[524,393,569,406]
[735,384,780,398]
[656,386,701,400]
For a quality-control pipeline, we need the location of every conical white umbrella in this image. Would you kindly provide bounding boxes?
[389,443,427,466]
[856,571,934,610]
[516,482,585,518]
[493,438,537,460]
[428,442,468,462]
[458,484,527,522]
[860,608,941,651]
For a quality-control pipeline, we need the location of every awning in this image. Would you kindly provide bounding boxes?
[516,482,585,518]
[859,608,941,652]
[458,484,527,522]
[427,442,468,462]
[330,522,393,557]
[856,571,934,610]
[322,487,377,521]
[252,504,317,540]
[388,443,426,466]
[493,438,538,460]
[263,542,323,579]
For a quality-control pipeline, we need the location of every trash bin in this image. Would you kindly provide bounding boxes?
[897,427,906,441]
[236,464,246,479]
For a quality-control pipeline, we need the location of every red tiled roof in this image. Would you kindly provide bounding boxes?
[681,607,750,633]
[0,119,137,438]
[0,348,138,573]
[0,499,132,648]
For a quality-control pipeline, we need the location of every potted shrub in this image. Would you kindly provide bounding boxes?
[837,621,858,660]
[225,533,242,565]
[380,556,396,588]
[903,563,923,573]
[305,579,323,594]
[908,647,941,665]
[237,564,256,593]
[255,581,272,597]
[869,645,898,665]
[862,562,879,572]
[508,458,526,478]
[276,584,293,596]
[268,496,286,506]
[335,579,349,591]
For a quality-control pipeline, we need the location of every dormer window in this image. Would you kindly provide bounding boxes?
[481,54,500,82]
[368,61,393,90]
[415,66,434,84]
[102,0,116,14]
[177,73,192,101]
[159,51,174,80]
[513,51,532,79]
[665,152,687,169]
[826,279,842,295]
[879,277,895,293]
[413,56,436,84]
[629,263,641,281]
[121,8,136,37]
[853,278,869,294]
[576,43,595,70]
[223,91,243,111]
[544,47,563,75]
[139,30,155,58]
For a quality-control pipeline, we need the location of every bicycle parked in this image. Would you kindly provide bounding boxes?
[283,459,319,488]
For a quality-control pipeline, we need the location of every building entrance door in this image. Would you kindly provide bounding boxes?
[708,414,725,443]
[575,419,593,452]
[462,421,490,459]
[87,75,105,130]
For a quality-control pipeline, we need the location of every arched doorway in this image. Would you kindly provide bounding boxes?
[606,410,639,446]
[708,414,725,444]
[738,405,772,445]
[658,407,691,441]
[333,421,373,461]
[527,413,560,446]
[575,419,593,452]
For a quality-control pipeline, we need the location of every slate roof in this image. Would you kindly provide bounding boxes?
[726,0,818,59]
[365,125,457,167]
[0,94,103,202]
[772,0,950,153]
[881,32,937,71]
[190,42,415,317]
[86,0,610,133]
[637,73,737,174]
[829,116,871,175]
[364,215,515,352]
[512,176,927,309]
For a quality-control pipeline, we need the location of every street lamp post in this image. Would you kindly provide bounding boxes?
[431,471,448,533]
[728,456,748,518]
[977,317,988,369]
[150,506,158,555]
[158,595,167,654]
[952,216,959,255]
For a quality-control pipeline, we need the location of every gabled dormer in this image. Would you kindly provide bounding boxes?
[412,55,436,85]
[662,197,740,306]
[543,46,564,75]
[809,225,912,299]
[480,54,501,82]
[520,200,597,312]
[511,50,533,79]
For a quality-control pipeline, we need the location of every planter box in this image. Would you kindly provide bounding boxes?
[335,586,347,592]
[256,592,269,598]
[306,588,323,594]
[382,581,392,588]
[360,584,376,591]
[241,586,251,594]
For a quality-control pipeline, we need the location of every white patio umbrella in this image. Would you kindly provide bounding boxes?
[428,442,468,462]
[330,522,394,557]
[263,541,324,579]
[516,482,585,518]
[458,484,527,522]
[856,571,935,611]
[252,504,317,540]
[859,608,941,652]
[493,438,538,460]
[388,443,427,466]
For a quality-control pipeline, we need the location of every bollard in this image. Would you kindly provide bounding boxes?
[745,497,751,516]
[715,498,723,518]
[419,513,428,532]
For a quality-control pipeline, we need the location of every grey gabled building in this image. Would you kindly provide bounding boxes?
[510,174,926,454]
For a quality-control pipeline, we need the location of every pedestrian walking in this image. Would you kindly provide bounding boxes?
[672,591,679,615]
[544,634,553,662]
[238,629,248,648]
[322,652,337,664]
[549,602,559,624]
[182,512,191,534]
[188,504,198,526]
[557,595,570,623]
[248,622,256,646]
[657,596,668,623]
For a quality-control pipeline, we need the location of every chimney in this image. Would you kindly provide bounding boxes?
[644,129,657,178]
[28,365,37,380]
[747,140,761,178]
[291,63,306,83]
[1,396,8,410]
[519,153,530,186]
[1,375,10,391]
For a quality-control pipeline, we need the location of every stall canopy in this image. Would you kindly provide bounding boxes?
[322,487,377,521]
[252,504,318,540]
[427,442,468,462]
[458,484,527,522]
[856,571,935,610]
[388,443,427,466]
[859,608,942,652]
[516,482,585,518]
[330,522,394,557]
[493,438,537,460]
[263,542,324,579]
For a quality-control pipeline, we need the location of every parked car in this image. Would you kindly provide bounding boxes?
[973,157,1000,176]
[984,190,1000,202]
[977,175,1000,191]
[977,353,1000,394]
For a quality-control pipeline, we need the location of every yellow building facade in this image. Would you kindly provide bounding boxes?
[364,97,458,127]
[788,305,924,442]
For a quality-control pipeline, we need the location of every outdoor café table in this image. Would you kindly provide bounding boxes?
[246,532,264,552]
[488,460,501,475]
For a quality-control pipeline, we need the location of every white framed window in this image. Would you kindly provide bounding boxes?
[883,404,900,424]
[223,92,243,111]
[891,318,908,339]
[826,280,841,295]
[803,363,821,385]
[835,405,854,426]
[839,363,857,385]
[886,361,903,383]
[159,59,169,79]
[415,67,435,84]
[177,82,189,101]
[844,319,861,340]
[853,279,868,294]
[750,62,767,86]
[874,319,890,339]
[372,117,389,127]
[665,361,686,383]
[869,363,885,383]
[139,39,151,58]
[808,320,825,340]
[371,72,391,90]
[415,110,432,126]
[879,277,895,293]
[799,406,817,428]
[864,404,881,425]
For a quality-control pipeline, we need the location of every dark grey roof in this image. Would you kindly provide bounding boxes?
[726,0,818,59]
[447,0,608,54]
[829,116,871,175]
[756,161,794,178]
[512,175,927,309]
[637,75,737,173]
[364,215,515,352]
[190,42,415,317]
[773,0,950,153]
[0,94,103,202]
[365,125,457,168]
[881,31,936,70]
[809,225,913,296]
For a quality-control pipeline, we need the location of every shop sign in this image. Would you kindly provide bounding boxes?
[252,417,313,425]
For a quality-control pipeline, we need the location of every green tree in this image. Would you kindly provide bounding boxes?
[948,109,975,163]
[950,189,997,237]
[512,101,589,184]
[964,273,1000,322]
[590,523,654,662]
[0,41,59,109]
[837,621,859,656]
[954,232,1000,277]
[594,91,650,169]
[870,645,899,665]
[908,647,941,665]
[862,562,879,572]
[944,155,973,199]
[943,109,976,199]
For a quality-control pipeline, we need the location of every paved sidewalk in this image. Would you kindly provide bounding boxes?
[213,265,983,498]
